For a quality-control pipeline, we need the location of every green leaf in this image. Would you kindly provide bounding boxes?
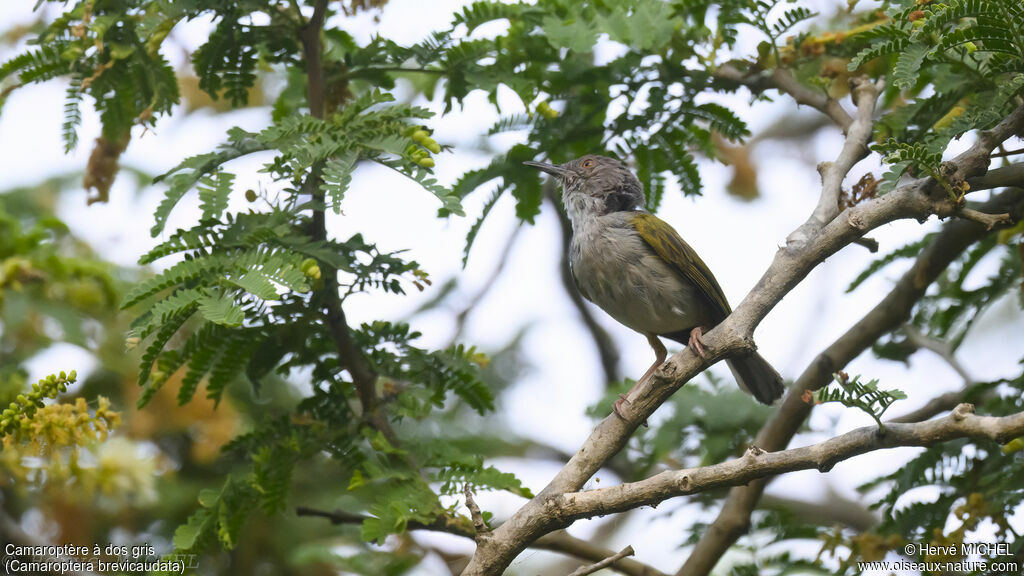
[227,271,280,301]
[198,171,235,221]
[541,14,598,53]
[892,42,929,90]
[173,515,203,550]
[198,488,220,508]
[320,150,358,214]
[197,290,244,327]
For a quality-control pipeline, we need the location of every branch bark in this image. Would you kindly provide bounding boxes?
[460,101,1024,575]
[714,65,853,131]
[787,77,882,245]
[295,507,667,576]
[966,163,1024,191]
[567,546,635,576]
[554,405,1023,520]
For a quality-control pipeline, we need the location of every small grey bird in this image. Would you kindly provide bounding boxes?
[525,154,785,417]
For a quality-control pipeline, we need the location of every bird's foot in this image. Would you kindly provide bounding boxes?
[688,326,709,358]
[612,394,648,427]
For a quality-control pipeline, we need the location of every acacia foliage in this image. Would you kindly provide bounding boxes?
[2,0,1023,574]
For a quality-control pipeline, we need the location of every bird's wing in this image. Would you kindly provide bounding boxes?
[631,212,732,318]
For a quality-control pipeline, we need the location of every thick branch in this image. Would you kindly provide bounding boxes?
[760,490,878,532]
[554,405,1024,519]
[956,207,1012,230]
[295,507,666,576]
[460,103,1024,575]
[787,77,882,245]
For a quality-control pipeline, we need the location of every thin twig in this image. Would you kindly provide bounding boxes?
[566,546,635,576]
[295,0,396,442]
[901,325,975,386]
[451,223,524,342]
[713,64,852,130]
[956,207,1012,230]
[990,146,1024,158]
[852,236,879,252]
[465,484,491,537]
[889,391,966,424]
[787,77,882,246]
[770,67,853,131]
[760,487,878,531]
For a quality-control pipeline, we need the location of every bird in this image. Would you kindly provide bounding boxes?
[524,154,785,418]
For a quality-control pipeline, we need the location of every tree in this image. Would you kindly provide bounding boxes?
[1,0,1023,575]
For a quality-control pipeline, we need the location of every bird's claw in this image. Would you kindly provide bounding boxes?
[612,394,648,427]
[688,327,708,358]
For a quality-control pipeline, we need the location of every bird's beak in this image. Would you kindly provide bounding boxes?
[523,161,568,178]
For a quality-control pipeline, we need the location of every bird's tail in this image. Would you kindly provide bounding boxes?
[726,353,785,405]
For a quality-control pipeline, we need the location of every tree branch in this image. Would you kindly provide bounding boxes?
[770,67,854,131]
[296,0,395,441]
[567,546,635,576]
[465,485,491,538]
[955,207,1013,230]
[888,390,967,424]
[458,103,1024,575]
[760,488,878,532]
[554,405,1024,520]
[295,507,667,576]
[787,77,882,246]
[901,325,975,386]
[451,223,523,342]
[714,65,853,131]
[965,163,1024,191]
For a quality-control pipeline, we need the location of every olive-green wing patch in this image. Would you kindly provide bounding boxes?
[631,212,732,319]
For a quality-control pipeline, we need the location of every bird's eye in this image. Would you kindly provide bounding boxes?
[581,159,594,168]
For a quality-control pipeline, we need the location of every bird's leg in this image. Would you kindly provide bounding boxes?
[613,335,666,420]
[688,326,709,358]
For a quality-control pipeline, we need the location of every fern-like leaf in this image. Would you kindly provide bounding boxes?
[198,172,235,222]
[320,150,358,214]
[197,290,245,327]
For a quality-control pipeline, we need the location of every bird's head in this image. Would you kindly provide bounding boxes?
[524,154,645,224]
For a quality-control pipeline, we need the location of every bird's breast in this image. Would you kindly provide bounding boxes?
[569,216,711,336]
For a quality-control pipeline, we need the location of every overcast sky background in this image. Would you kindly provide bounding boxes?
[1,1,1021,574]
